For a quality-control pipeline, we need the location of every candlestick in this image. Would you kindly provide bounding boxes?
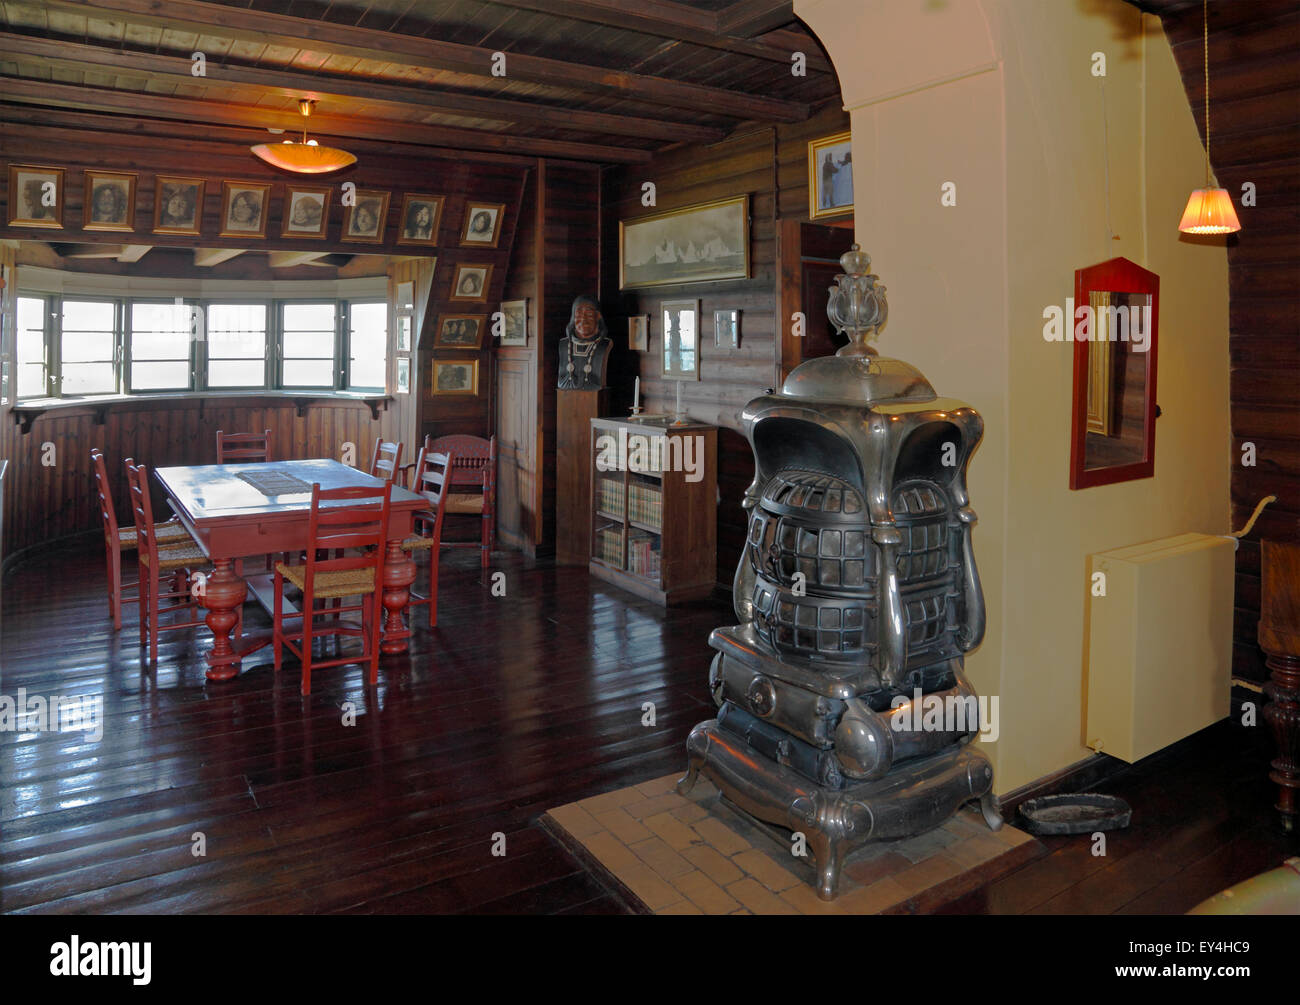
[676,381,681,413]
[634,377,640,409]
[672,379,688,425]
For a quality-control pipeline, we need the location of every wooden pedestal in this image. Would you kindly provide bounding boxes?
[557,389,606,565]
[1260,540,1300,833]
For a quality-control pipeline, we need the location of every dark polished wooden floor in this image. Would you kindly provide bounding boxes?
[1,536,1292,914]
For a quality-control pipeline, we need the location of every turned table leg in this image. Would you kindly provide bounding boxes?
[381,538,416,655]
[203,558,247,681]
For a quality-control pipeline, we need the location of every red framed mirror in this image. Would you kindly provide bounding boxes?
[1069,256,1160,490]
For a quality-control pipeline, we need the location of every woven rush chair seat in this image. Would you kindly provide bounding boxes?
[444,493,485,515]
[139,541,209,572]
[276,562,376,599]
[402,534,438,550]
[119,520,192,549]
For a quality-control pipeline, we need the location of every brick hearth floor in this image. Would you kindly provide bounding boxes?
[542,773,1041,914]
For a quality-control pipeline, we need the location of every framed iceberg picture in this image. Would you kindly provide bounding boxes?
[619,195,748,290]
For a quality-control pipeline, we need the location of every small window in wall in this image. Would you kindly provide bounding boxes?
[281,302,336,388]
[16,295,48,398]
[347,301,387,391]
[60,299,117,396]
[207,303,268,389]
[129,301,193,391]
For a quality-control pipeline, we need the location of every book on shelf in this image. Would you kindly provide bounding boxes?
[627,481,663,530]
[627,529,661,579]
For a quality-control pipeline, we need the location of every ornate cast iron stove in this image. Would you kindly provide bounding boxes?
[679,246,1002,900]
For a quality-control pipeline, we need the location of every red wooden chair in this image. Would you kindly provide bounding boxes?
[368,438,404,482]
[273,480,393,695]
[125,458,216,663]
[402,448,455,627]
[93,448,193,629]
[426,434,496,568]
[216,429,272,463]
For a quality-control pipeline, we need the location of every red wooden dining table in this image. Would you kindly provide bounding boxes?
[154,459,426,682]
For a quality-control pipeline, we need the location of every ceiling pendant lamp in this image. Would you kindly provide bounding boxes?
[1179,0,1240,234]
[250,98,357,175]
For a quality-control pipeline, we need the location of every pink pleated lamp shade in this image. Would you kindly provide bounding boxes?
[1178,187,1242,234]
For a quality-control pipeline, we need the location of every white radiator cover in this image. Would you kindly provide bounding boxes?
[1085,533,1236,763]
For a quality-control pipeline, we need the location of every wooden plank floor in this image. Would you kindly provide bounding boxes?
[1,535,1292,914]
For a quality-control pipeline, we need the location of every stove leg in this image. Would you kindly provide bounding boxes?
[979,790,1003,831]
[807,831,843,901]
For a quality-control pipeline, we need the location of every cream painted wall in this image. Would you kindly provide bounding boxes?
[796,0,1231,792]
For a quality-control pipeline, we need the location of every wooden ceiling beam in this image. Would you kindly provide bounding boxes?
[117,245,153,263]
[43,0,809,122]
[267,250,329,268]
[0,77,652,164]
[716,0,798,39]
[193,248,246,267]
[479,0,831,72]
[0,31,726,145]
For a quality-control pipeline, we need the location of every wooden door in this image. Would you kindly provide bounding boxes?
[777,220,855,384]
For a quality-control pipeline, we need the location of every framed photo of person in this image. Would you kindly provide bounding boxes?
[661,299,700,381]
[432,358,478,396]
[499,299,527,346]
[434,313,486,350]
[7,165,65,229]
[628,314,649,352]
[396,356,411,395]
[281,185,330,239]
[83,171,136,232]
[460,202,505,248]
[714,308,740,349]
[396,314,412,352]
[342,190,390,243]
[153,176,205,235]
[808,131,853,220]
[219,182,271,239]
[449,263,492,303]
[397,194,443,246]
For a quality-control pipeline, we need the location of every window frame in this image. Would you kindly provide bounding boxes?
[124,297,198,394]
[201,299,272,393]
[343,298,388,393]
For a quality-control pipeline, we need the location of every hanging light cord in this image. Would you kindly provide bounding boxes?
[1202,0,1211,186]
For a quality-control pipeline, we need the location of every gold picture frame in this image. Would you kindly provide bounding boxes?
[619,195,749,290]
[449,263,492,303]
[432,358,478,396]
[808,130,853,220]
[397,193,444,246]
[460,202,505,248]
[83,170,136,232]
[7,165,65,229]
[434,313,487,350]
[219,181,272,239]
[153,175,205,236]
[1086,290,1115,436]
[341,189,390,243]
[281,185,331,239]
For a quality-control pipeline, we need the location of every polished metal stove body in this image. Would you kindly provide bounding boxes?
[679,247,1001,900]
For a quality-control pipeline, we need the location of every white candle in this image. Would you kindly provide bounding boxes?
[675,381,682,415]
[634,376,640,410]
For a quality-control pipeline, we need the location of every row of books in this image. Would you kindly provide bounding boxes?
[595,525,623,567]
[627,530,661,579]
[628,482,663,530]
[597,478,624,518]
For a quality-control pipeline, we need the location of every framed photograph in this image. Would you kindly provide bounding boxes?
[219,182,271,239]
[460,202,505,247]
[396,280,414,311]
[499,299,527,346]
[396,314,412,352]
[714,308,740,349]
[809,130,853,220]
[342,190,390,243]
[661,299,700,381]
[628,314,649,352]
[398,193,443,246]
[281,185,330,239]
[434,313,486,350]
[449,263,492,303]
[7,165,65,229]
[619,195,748,290]
[432,358,478,396]
[396,356,411,395]
[153,176,204,236]
[83,170,136,232]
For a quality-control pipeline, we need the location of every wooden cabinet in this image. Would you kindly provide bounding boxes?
[589,417,716,605]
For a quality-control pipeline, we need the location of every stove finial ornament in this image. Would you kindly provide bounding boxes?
[826,244,888,357]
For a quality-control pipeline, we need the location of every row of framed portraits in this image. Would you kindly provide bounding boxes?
[4,164,507,247]
[392,357,481,398]
[432,299,527,350]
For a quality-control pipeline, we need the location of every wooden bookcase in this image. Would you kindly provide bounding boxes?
[589,416,716,605]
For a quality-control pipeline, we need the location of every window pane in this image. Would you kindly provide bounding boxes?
[283,303,335,331]
[62,362,115,396]
[283,330,333,359]
[16,297,46,397]
[283,359,333,387]
[131,301,191,333]
[131,361,190,390]
[62,300,115,332]
[208,304,267,360]
[348,302,386,389]
[62,330,114,363]
[208,360,265,387]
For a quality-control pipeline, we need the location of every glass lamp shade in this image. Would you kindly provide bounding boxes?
[1178,187,1241,234]
[250,140,357,174]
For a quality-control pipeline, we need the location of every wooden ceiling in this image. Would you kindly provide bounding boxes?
[0,0,841,165]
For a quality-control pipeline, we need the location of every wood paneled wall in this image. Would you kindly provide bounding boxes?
[0,396,398,569]
[600,101,850,584]
[1157,2,1300,684]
